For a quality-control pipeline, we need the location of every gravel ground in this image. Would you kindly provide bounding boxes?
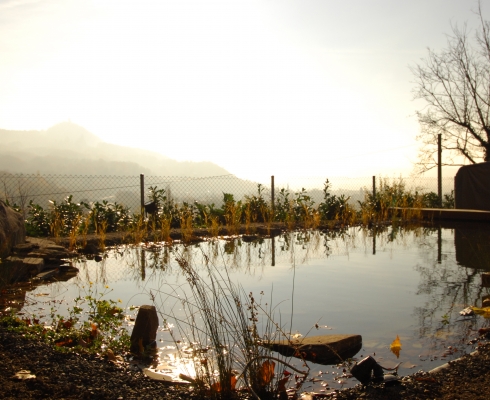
[1,325,489,400]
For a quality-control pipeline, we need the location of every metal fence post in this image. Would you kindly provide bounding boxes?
[271,175,275,219]
[140,173,145,215]
[438,134,442,207]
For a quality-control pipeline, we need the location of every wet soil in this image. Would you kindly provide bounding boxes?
[1,324,489,399]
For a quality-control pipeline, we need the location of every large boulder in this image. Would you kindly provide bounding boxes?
[0,200,26,258]
[455,162,490,210]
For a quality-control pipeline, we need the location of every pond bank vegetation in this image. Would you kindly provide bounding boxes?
[5,178,454,251]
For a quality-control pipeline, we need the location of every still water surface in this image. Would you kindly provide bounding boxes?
[22,224,490,392]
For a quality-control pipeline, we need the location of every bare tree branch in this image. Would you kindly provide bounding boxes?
[411,1,490,172]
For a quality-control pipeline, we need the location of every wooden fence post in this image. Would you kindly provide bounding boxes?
[140,173,145,215]
[271,175,275,219]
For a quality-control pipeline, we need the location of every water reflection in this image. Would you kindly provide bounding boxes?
[7,223,490,392]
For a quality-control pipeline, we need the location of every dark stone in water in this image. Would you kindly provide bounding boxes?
[130,305,159,355]
[266,334,362,364]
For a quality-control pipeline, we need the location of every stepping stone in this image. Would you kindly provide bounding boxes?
[266,334,362,364]
[22,257,44,272]
[36,268,59,280]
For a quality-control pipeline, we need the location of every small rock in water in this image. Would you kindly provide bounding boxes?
[459,307,474,316]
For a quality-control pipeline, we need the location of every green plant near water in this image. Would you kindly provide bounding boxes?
[359,177,430,223]
[318,179,356,224]
[0,284,130,355]
[24,196,132,239]
[222,193,243,235]
[15,177,455,244]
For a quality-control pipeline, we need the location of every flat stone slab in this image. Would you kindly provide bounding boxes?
[267,334,362,365]
[36,268,59,280]
[22,258,45,272]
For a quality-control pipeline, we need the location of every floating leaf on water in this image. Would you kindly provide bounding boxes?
[390,335,402,358]
[471,306,490,318]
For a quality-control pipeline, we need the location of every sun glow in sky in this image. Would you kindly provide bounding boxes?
[0,0,486,181]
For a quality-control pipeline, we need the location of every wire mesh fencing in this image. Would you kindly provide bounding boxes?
[0,172,454,216]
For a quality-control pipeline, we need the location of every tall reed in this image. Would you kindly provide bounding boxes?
[159,216,172,243]
[152,252,309,399]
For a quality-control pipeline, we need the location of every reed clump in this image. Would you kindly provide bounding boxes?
[152,252,309,399]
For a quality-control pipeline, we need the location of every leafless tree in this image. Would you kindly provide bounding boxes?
[411,2,490,172]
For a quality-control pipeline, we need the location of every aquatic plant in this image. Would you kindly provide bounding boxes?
[222,193,243,235]
[152,252,309,399]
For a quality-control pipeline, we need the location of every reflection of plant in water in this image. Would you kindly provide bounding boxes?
[412,227,487,358]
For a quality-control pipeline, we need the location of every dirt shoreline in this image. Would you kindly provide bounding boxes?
[0,324,489,399]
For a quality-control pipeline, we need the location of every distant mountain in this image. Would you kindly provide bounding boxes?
[0,122,230,177]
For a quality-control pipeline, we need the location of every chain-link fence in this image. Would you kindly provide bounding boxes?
[0,172,454,216]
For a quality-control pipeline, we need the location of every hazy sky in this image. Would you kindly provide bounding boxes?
[0,0,486,181]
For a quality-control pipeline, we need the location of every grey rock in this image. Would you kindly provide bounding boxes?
[0,200,26,258]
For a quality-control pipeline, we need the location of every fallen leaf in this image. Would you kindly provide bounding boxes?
[211,381,221,392]
[259,360,275,386]
[478,327,490,336]
[14,370,36,380]
[390,335,402,358]
[278,375,289,392]
[415,377,437,383]
[90,323,98,338]
[105,349,117,362]
[63,319,73,329]
[278,376,290,400]
[55,338,73,347]
[211,374,238,392]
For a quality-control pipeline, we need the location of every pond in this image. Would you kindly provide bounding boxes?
[17,222,490,393]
